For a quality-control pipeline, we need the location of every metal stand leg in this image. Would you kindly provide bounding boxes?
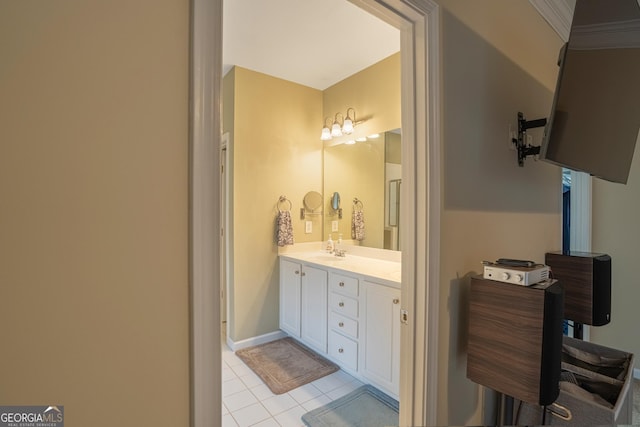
[574,322,583,340]
[504,396,514,426]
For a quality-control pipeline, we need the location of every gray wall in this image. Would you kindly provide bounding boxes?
[591,143,640,362]
[436,1,565,424]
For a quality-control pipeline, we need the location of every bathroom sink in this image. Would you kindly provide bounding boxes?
[280,250,401,286]
[306,253,344,262]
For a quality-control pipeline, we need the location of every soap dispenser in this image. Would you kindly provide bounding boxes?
[326,234,334,253]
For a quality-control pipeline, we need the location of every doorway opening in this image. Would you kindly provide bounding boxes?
[562,168,593,340]
[189,0,442,426]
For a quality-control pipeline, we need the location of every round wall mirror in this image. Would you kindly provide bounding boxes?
[303,191,323,212]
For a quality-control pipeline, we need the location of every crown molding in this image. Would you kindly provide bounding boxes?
[571,18,640,49]
[529,0,574,42]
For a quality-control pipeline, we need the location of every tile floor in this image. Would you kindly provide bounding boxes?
[221,343,365,427]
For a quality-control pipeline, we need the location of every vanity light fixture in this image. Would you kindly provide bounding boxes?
[331,113,344,138]
[342,107,356,134]
[320,107,361,140]
[320,117,332,141]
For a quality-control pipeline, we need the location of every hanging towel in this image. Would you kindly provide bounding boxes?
[351,210,365,241]
[277,210,294,246]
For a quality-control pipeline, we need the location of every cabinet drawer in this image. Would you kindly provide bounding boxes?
[329,311,358,339]
[329,331,358,371]
[329,273,359,297]
[329,292,358,318]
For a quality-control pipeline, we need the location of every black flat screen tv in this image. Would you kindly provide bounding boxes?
[540,0,640,184]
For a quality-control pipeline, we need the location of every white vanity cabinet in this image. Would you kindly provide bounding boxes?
[328,272,360,372]
[300,265,328,353]
[361,280,401,396]
[279,252,401,398]
[279,258,301,337]
[279,258,328,354]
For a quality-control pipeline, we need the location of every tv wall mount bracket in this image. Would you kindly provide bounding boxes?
[513,112,547,166]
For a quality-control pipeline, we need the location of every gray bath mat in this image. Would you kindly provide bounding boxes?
[235,337,338,395]
[302,384,399,427]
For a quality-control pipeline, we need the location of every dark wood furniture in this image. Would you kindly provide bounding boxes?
[467,276,563,405]
[545,252,611,326]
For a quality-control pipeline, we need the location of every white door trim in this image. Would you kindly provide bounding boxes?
[221,133,230,335]
[190,0,222,425]
[569,170,592,252]
[189,0,441,425]
[569,169,592,341]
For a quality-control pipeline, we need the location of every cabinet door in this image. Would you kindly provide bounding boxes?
[362,281,400,397]
[301,265,328,353]
[279,259,301,337]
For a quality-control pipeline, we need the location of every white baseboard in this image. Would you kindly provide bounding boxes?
[226,330,287,352]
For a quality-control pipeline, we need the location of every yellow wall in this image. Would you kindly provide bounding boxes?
[0,1,190,426]
[324,139,386,247]
[323,54,401,148]
[322,54,400,248]
[436,1,565,424]
[591,143,640,359]
[386,131,401,165]
[224,67,323,342]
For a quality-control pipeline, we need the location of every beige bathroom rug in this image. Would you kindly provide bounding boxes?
[235,337,338,394]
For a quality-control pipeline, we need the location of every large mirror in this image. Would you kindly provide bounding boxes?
[323,129,401,250]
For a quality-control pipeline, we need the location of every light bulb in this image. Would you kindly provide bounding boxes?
[331,122,343,137]
[342,118,354,134]
[320,127,332,140]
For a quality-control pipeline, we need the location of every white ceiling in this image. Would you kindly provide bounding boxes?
[222,0,400,90]
[222,0,588,91]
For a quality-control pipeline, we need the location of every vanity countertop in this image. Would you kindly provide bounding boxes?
[280,250,401,288]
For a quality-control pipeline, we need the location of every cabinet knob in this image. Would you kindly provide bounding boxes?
[295,270,299,275]
[338,348,344,353]
[393,298,400,304]
[301,272,306,276]
[338,322,344,327]
[338,302,344,307]
[339,281,345,287]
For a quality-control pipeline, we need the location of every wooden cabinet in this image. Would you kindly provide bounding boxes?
[361,280,401,396]
[466,277,563,405]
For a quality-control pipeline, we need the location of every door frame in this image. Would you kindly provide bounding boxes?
[220,133,230,333]
[189,1,222,426]
[189,0,441,425]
